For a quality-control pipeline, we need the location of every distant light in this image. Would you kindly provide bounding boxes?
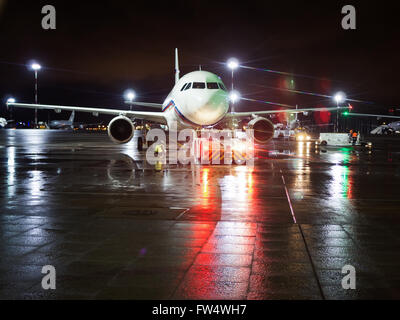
[229,90,240,103]
[227,58,239,70]
[124,90,135,102]
[334,92,346,104]
[31,63,41,71]
[7,98,16,104]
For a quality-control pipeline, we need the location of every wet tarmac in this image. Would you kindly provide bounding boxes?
[1,129,400,299]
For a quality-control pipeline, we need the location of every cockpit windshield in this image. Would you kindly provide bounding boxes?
[207,82,219,89]
[192,82,206,89]
[218,83,227,91]
[181,81,225,90]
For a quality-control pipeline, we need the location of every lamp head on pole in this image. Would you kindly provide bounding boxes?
[6,97,15,110]
[333,92,346,104]
[227,58,239,70]
[31,63,41,71]
[229,90,240,104]
[124,89,136,102]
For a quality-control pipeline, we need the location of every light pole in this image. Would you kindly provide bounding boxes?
[31,63,41,127]
[124,90,135,111]
[333,92,346,133]
[229,90,240,128]
[227,58,239,116]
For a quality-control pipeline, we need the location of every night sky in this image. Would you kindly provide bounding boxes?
[1,0,399,123]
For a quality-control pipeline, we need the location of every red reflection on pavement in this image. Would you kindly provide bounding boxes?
[175,166,259,299]
[346,169,353,199]
[201,168,212,212]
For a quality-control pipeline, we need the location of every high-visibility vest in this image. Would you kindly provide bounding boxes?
[352,132,358,138]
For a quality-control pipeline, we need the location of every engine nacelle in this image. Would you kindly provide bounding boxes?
[247,117,275,144]
[107,116,134,144]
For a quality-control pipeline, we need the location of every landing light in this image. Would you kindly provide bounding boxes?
[296,134,310,141]
[6,98,15,104]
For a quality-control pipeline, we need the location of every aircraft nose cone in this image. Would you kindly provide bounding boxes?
[192,92,229,126]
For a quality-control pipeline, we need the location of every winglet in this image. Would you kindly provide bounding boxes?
[175,48,180,85]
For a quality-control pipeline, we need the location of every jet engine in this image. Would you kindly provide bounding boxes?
[107,116,134,144]
[247,117,275,143]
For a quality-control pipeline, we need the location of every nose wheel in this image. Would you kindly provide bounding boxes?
[137,137,143,151]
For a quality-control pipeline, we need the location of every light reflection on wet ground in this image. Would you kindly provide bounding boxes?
[1,130,400,299]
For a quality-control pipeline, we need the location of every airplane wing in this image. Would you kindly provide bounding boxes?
[226,106,349,118]
[124,101,163,109]
[340,112,400,119]
[7,102,167,124]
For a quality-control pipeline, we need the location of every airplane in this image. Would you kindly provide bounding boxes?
[371,120,400,135]
[0,117,7,128]
[0,117,15,129]
[370,121,400,134]
[337,111,400,135]
[48,111,75,129]
[6,49,348,147]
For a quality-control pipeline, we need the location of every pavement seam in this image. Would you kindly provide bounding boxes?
[272,146,326,300]
[281,171,326,299]
[245,225,257,300]
[297,224,326,300]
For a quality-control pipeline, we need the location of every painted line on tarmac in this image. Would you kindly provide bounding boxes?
[280,169,297,224]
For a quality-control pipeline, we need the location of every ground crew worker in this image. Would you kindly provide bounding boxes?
[348,129,353,143]
[154,143,164,156]
[352,131,358,145]
[154,144,164,171]
[155,160,163,172]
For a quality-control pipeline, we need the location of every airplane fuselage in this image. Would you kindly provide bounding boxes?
[49,121,73,129]
[160,71,230,130]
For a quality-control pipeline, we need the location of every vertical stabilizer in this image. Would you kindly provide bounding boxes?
[69,110,75,123]
[175,48,180,84]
